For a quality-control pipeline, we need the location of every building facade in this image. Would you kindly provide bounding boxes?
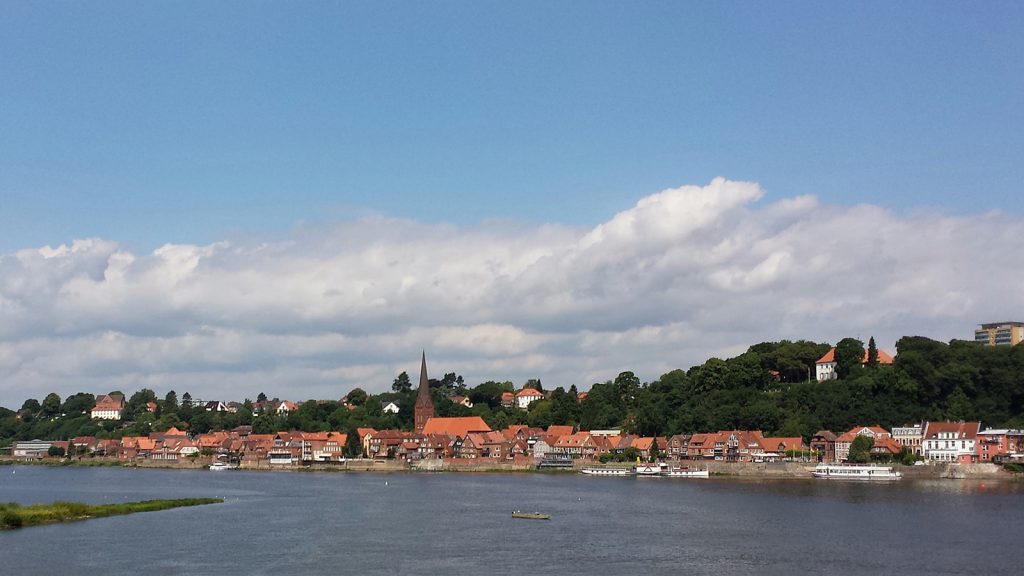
[974,322,1024,346]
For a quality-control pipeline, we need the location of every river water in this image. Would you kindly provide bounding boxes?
[1,466,1021,575]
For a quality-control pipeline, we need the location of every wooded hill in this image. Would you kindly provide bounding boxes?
[2,336,1022,447]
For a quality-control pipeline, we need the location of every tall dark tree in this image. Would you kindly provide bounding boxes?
[867,337,879,369]
[164,390,178,412]
[346,388,368,406]
[41,393,62,417]
[392,372,412,393]
[834,338,866,379]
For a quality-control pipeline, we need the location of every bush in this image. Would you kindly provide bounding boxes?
[1,509,23,528]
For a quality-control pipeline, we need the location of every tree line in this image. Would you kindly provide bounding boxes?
[2,336,1022,448]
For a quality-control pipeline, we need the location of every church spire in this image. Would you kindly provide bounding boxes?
[414,351,434,432]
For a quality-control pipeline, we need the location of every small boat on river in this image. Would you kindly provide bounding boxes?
[512,511,551,520]
[209,461,237,471]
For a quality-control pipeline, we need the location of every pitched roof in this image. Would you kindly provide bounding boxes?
[817,347,894,365]
[546,425,574,437]
[924,421,981,440]
[516,388,544,398]
[422,416,492,437]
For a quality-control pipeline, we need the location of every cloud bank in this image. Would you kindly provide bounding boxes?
[2,178,1022,407]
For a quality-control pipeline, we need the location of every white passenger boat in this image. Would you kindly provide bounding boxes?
[812,464,901,480]
[664,466,709,478]
[633,463,668,476]
[209,461,237,471]
[580,467,633,476]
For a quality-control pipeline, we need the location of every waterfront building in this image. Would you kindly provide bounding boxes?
[975,429,1024,462]
[892,423,924,456]
[974,322,1024,346]
[922,421,981,463]
[815,347,894,381]
[809,430,837,463]
[414,352,435,433]
[12,439,60,458]
[834,426,892,463]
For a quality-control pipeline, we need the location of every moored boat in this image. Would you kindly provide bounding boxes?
[633,462,668,476]
[209,461,237,471]
[664,466,709,478]
[581,467,633,476]
[812,464,901,480]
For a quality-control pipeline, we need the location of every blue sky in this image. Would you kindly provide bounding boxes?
[2,3,1021,253]
[1,3,1023,406]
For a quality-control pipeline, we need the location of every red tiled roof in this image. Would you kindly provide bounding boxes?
[516,388,544,398]
[546,425,574,438]
[422,416,492,438]
[817,347,894,365]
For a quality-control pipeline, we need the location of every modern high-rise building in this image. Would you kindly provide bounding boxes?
[974,322,1024,346]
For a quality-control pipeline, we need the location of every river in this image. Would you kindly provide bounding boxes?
[1,466,1021,575]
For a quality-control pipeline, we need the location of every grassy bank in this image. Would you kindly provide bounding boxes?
[1,498,222,530]
[1,458,122,468]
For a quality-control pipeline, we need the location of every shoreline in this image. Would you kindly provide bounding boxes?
[3,457,1019,481]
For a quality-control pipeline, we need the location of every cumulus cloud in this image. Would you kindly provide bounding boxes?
[1,178,1022,407]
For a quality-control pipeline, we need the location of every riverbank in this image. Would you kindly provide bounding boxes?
[0,498,222,530]
[3,457,1019,480]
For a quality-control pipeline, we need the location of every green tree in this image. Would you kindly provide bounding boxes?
[835,338,866,380]
[41,393,62,417]
[392,372,412,393]
[848,435,874,463]
[344,426,363,457]
[47,445,66,457]
[346,388,367,406]
[20,398,41,415]
[163,390,178,412]
[181,392,193,408]
[866,337,879,368]
[648,438,661,463]
[61,393,95,415]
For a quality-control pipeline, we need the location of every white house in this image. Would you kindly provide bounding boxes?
[815,347,894,381]
[515,388,545,410]
[383,401,400,414]
[90,394,125,420]
[922,421,980,464]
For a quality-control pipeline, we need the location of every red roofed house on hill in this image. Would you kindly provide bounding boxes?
[515,388,545,410]
[816,346,894,381]
[91,394,125,420]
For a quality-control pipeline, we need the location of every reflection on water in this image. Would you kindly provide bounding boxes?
[1,466,1022,576]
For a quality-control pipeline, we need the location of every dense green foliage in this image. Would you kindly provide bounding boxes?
[2,336,1022,447]
[0,498,222,529]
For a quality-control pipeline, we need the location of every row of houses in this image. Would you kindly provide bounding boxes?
[13,417,1022,466]
[810,422,1024,464]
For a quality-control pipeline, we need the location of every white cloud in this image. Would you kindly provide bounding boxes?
[1,178,1023,407]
